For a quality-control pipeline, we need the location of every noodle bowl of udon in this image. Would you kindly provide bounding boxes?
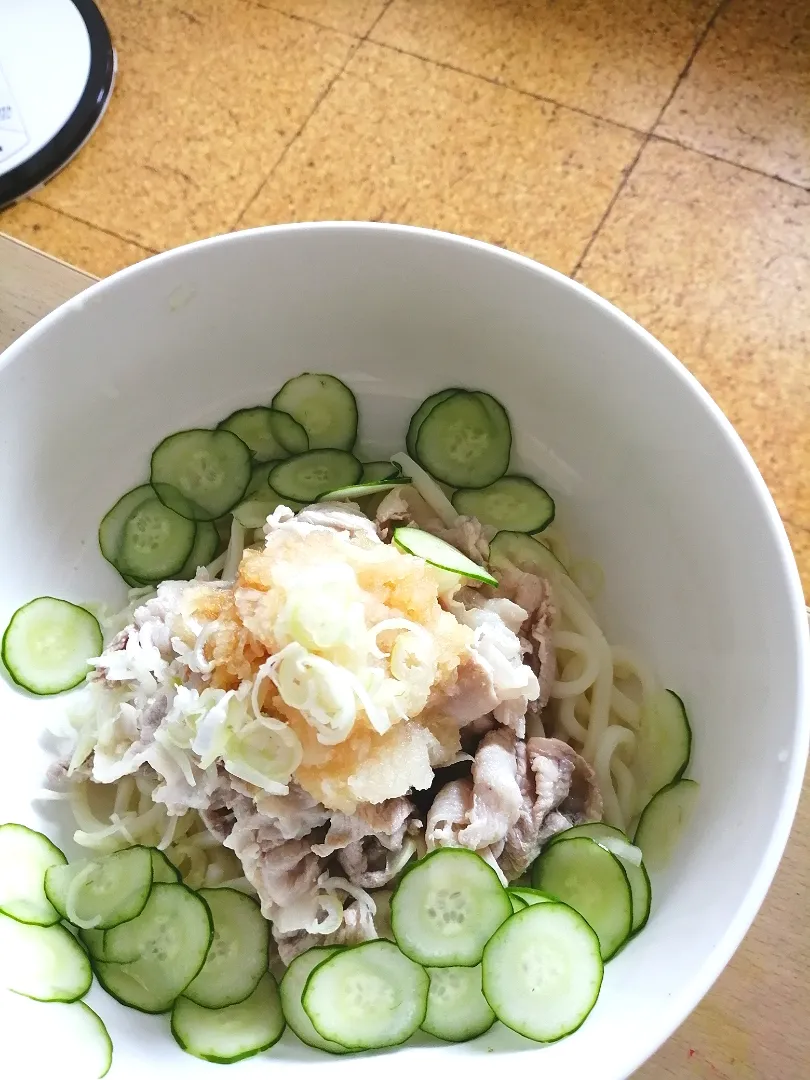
[0,224,806,1079]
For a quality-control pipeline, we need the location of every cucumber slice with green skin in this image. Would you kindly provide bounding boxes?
[422,964,495,1042]
[45,846,153,930]
[244,460,278,497]
[415,390,511,489]
[270,410,309,455]
[149,848,181,884]
[546,823,652,934]
[0,824,66,926]
[406,388,460,459]
[218,407,293,463]
[3,1000,113,1079]
[0,913,92,1002]
[272,373,358,451]
[507,886,554,907]
[232,493,283,528]
[183,888,269,1009]
[317,479,404,502]
[116,497,197,581]
[98,484,154,570]
[279,946,350,1054]
[635,779,699,872]
[177,520,219,580]
[151,428,252,521]
[453,476,555,534]
[2,598,102,696]
[362,460,402,483]
[488,529,568,579]
[172,972,285,1064]
[269,449,362,503]
[391,848,512,967]
[393,526,497,586]
[481,902,603,1043]
[303,940,429,1051]
[632,689,692,813]
[508,892,527,913]
[79,927,108,960]
[96,883,213,1013]
[532,837,632,960]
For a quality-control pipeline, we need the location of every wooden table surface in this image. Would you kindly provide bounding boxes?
[1,231,807,1079]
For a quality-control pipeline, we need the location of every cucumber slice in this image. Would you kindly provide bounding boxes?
[279,946,350,1054]
[150,848,181,884]
[269,449,361,503]
[632,689,692,812]
[362,460,402,483]
[172,972,284,1064]
[391,848,511,967]
[546,823,651,934]
[79,927,108,960]
[302,940,428,1051]
[98,484,154,572]
[218,407,292,463]
[116,497,196,581]
[0,914,92,1001]
[4,1000,113,1078]
[270,410,309,455]
[244,460,278,496]
[422,964,495,1042]
[151,428,252,521]
[507,886,554,907]
[414,390,511,489]
[406,388,460,458]
[488,529,568,578]
[0,824,66,926]
[2,597,102,696]
[635,779,699,872]
[481,902,603,1042]
[183,888,269,1008]
[532,837,632,960]
[272,373,358,450]
[508,892,527,913]
[45,846,153,930]
[452,476,555,534]
[232,493,284,528]
[96,883,213,1012]
[317,479,403,502]
[177,521,219,580]
[393,526,497,586]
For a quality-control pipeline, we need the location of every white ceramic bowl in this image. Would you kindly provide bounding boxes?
[0,224,807,1080]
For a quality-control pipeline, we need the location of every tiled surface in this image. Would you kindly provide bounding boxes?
[658,0,810,187]
[0,0,807,597]
[239,43,642,271]
[577,139,810,534]
[371,0,719,129]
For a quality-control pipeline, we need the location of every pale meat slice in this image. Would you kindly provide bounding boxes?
[457,728,523,851]
[274,899,378,965]
[493,566,557,711]
[311,797,415,858]
[425,778,474,850]
[374,487,491,563]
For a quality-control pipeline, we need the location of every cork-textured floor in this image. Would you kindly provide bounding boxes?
[1,0,808,603]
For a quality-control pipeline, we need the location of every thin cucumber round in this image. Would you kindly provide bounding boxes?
[149,848,181,884]
[45,846,153,930]
[269,449,361,503]
[406,388,460,458]
[232,492,285,528]
[393,526,497,586]
[151,428,252,521]
[270,410,309,455]
[98,484,154,571]
[422,965,495,1042]
[172,972,284,1064]
[453,475,555,533]
[507,886,554,907]
[177,520,219,580]
[2,999,113,1079]
[2,597,102,696]
[488,529,568,579]
[0,913,92,1002]
[317,479,403,502]
[547,823,651,934]
[362,460,402,483]
[279,946,350,1054]
[391,848,512,967]
[0,823,66,926]
[634,778,700,872]
[183,888,269,1009]
[218,407,291,462]
[415,390,511,489]
[632,689,692,813]
[79,927,108,961]
[245,459,278,497]
[272,373,358,450]
[116,497,196,581]
[532,837,632,960]
[302,940,428,1051]
[508,892,527,913]
[481,902,603,1042]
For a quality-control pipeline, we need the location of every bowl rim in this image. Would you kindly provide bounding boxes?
[2,221,808,1077]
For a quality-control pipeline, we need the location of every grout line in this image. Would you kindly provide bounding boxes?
[233,1,395,227]
[24,200,159,255]
[570,0,731,279]
[650,134,810,194]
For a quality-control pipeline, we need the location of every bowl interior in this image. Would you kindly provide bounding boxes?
[0,224,806,1080]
